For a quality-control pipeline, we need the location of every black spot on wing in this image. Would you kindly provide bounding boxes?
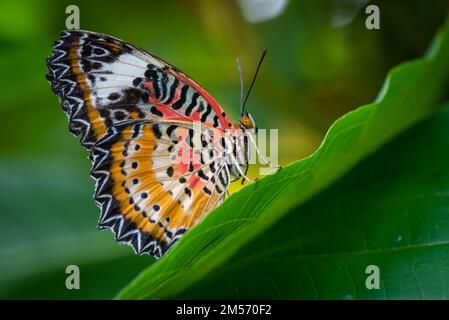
[166,166,174,177]
[198,169,209,181]
[172,85,188,110]
[213,115,219,128]
[188,129,194,148]
[201,103,212,122]
[108,92,120,100]
[185,92,199,116]
[133,77,143,86]
[152,124,162,139]
[166,125,177,138]
[150,106,163,117]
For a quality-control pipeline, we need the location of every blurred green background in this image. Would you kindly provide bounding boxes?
[0,0,448,299]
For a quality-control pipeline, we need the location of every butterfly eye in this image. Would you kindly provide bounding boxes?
[241,117,250,128]
[239,113,255,130]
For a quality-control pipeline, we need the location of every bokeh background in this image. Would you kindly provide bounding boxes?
[0,0,448,299]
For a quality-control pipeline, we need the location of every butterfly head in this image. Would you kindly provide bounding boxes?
[239,112,257,133]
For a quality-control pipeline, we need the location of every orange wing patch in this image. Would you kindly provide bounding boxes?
[91,121,230,258]
[68,38,108,142]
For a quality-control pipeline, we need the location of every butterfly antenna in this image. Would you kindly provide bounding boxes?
[242,49,267,113]
[236,58,245,115]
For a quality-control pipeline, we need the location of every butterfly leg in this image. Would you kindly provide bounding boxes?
[229,153,253,183]
[246,131,282,169]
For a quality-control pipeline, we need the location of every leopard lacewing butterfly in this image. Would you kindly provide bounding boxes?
[46,30,262,258]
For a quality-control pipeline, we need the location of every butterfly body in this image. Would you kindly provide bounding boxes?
[46,30,256,258]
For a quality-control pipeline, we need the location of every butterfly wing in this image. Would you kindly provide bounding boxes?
[46,30,235,149]
[90,120,230,258]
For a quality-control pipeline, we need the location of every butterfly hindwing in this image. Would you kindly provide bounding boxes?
[90,120,230,258]
[46,30,235,150]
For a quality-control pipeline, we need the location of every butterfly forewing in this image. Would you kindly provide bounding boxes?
[46,30,235,149]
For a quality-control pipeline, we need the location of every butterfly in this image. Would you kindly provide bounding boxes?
[46,30,265,259]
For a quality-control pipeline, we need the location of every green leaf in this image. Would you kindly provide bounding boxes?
[178,104,449,299]
[117,19,449,299]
